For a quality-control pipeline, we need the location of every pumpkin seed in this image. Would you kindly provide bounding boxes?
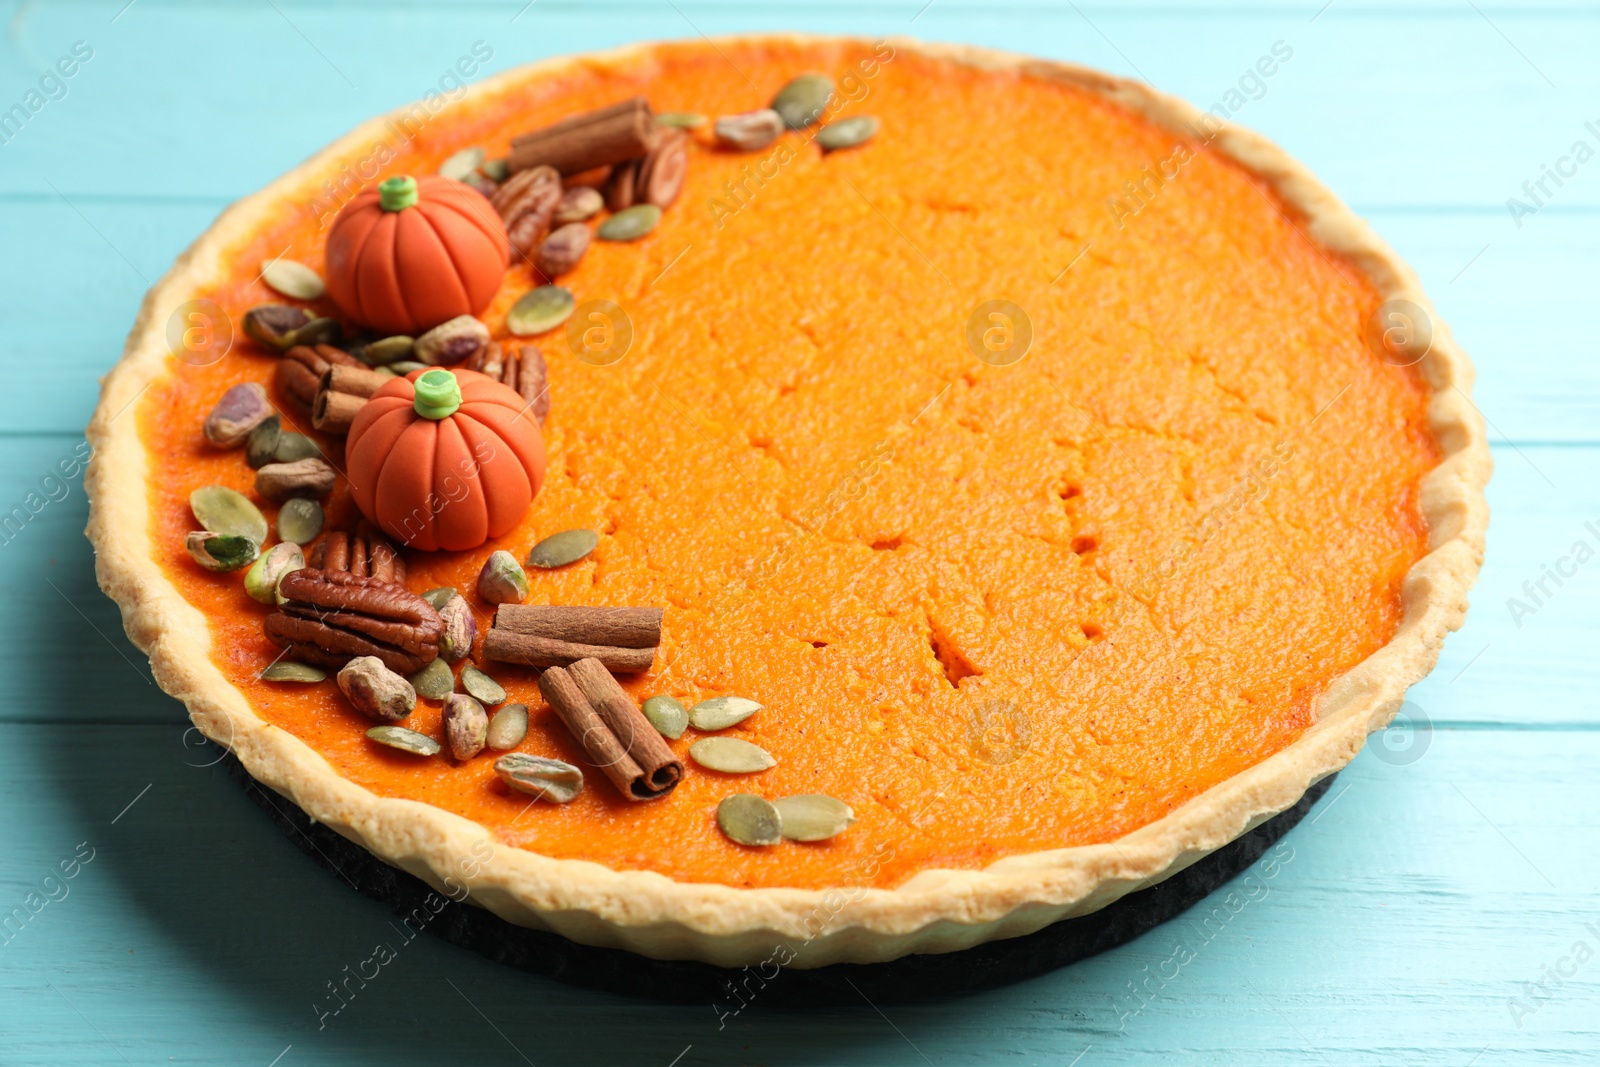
[274,432,321,463]
[597,204,661,242]
[481,158,510,182]
[772,73,833,130]
[189,486,268,544]
[642,695,689,739]
[261,660,326,683]
[460,665,506,706]
[507,285,575,336]
[275,497,324,545]
[421,586,457,611]
[690,737,776,774]
[366,725,440,757]
[495,753,583,802]
[525,528,598,569]
[389,360,428,375]
[262,258,325,301]
[689,696,762,731]
[360,335,414,366]
[717,793,782,846]
[438,146,486,181]
[245,542,305,604]
[817,115,879,152]
[246,415,283,470]
[408,657,454,701]
[657,111,708,129]
[290,317,342,349]
[486,703,529,751]
[774,794,855,841]
[185,531,258,572]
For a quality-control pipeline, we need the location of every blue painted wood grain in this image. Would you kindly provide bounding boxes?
[2,1,1597,1064]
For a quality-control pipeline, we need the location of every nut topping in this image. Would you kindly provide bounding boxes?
[310,528,407,586]
[490,165,563,259]
[265,568,443,674]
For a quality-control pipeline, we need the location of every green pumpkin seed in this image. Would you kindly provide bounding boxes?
[190,485,268,544]
[486,703,529,751]
[597,204,661,242]
[262,259,325,301]
[438,146,486,181]
[275,498,324,545]
[525,528,598,569]
[389,360,428,375]
[507,285,575,336]
[817,115,879,152]
[482,158,510,182]
[421,586,457,611]
[772,73,833,130]
[657,111,708,129]
[246,415,282,470]
[261,660,327,683]
[366,725,440,756]
[642,695,689,740]
[774,794,855,841]
[717,793,782,846]
[408,658,455,701]
[495,753,583,802]
[186,531,259,572]
[360,336,414,366]
[289,317,342,349]
[689,696,762,731]
[274,432,321,463]
[460,665,506,706]
[690,737,776,774]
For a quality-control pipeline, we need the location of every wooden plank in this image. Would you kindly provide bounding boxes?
[0,723,1595,1064]
[0,5,1594,209]
[6,434,1596,726]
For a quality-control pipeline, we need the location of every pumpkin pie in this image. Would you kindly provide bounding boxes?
[86,35,1490,967]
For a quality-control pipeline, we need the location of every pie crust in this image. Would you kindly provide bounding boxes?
[86,35,1490,968]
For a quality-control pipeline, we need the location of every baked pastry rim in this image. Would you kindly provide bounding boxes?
[85,33,1491,968]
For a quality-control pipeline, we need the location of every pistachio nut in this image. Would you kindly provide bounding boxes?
[477,550,528,605]
[203,382,273,448]
[337,655,418,722]
[185,531,259,573]
[535,223,590,277]
[714,109,784,151]
[443,693,489,760]
[414,314,490,366]
[244,542,306,604]
[437,593,477,662]
[242,305,311,352]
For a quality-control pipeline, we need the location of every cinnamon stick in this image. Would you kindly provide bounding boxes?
[277,343,362,422]
[467,342,548,424]
[495,604,661,648]
[538,661,681,800]
[313,364,391,435]
[483,630,655,674]
[508,97,654,177]
[570,657,682,799]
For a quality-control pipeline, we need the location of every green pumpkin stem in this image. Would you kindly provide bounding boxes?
[379,175,420,211]
[413,369,462,420]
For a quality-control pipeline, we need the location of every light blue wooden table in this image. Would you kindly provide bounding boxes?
[3,1,1597,1063]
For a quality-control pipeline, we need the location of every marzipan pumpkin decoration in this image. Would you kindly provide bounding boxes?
[325,175,509,336]
[346,368,546,552]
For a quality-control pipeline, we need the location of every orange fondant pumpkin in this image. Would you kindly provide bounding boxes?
[325,175,509,336]
[346,368,546,553]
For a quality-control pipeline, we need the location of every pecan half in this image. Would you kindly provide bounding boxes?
[265,569,442,674]
[466,342,548,424]
[276,343,363,420]
[490,165,562,259]
[310,528,407,585]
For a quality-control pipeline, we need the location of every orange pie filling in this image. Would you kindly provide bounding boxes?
[138,40,1439,890]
